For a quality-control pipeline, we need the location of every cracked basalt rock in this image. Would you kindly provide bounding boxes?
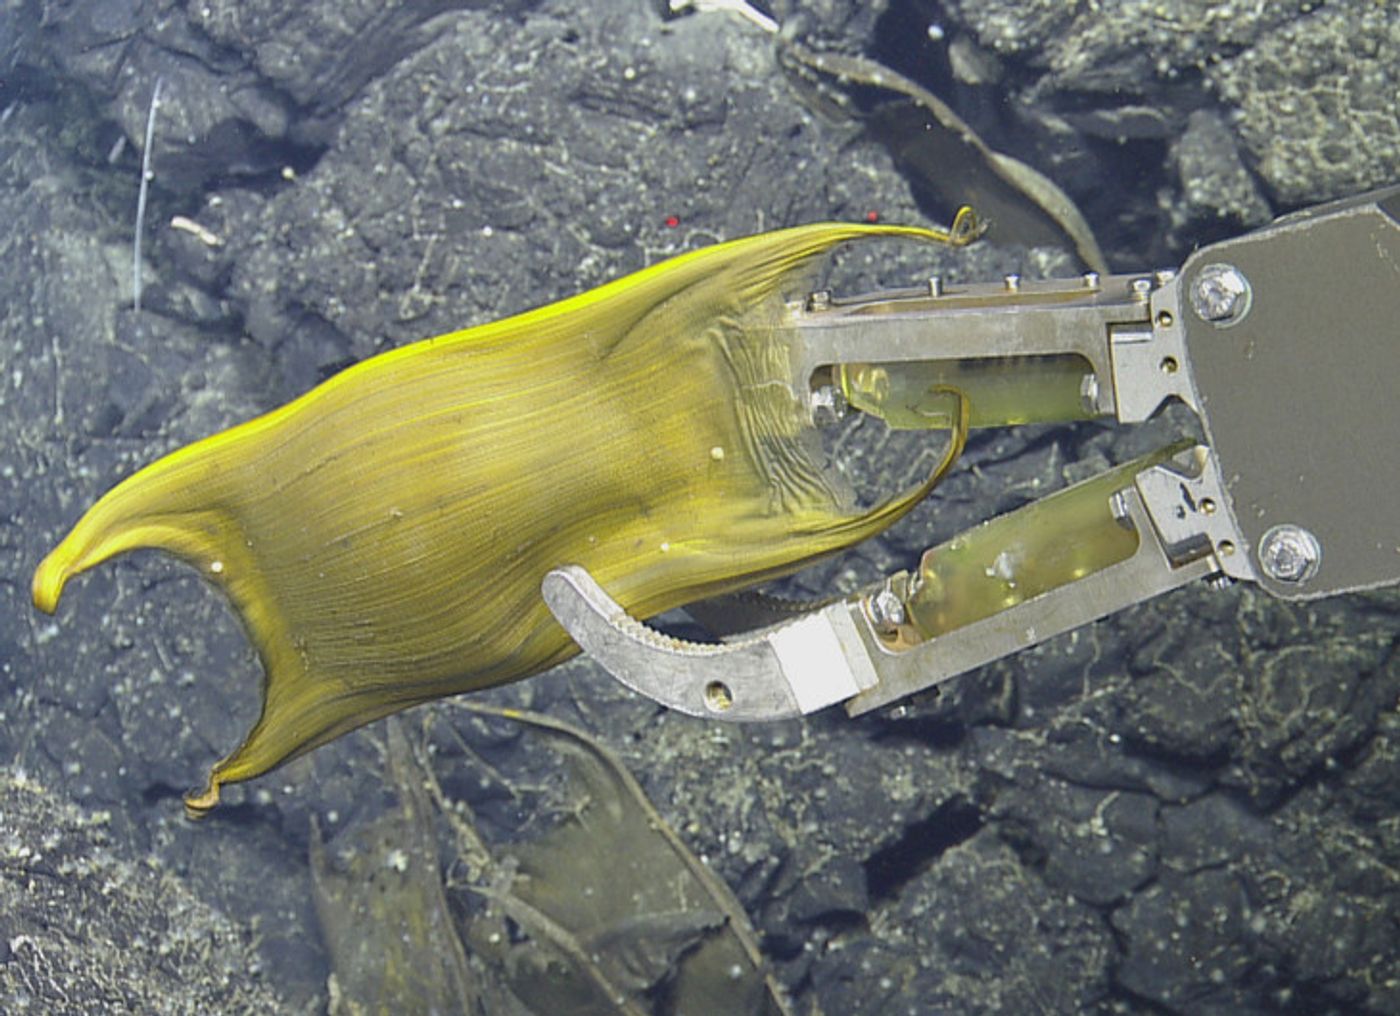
[1170,109,1273,243]
[0,768,289,1015]
[223,1,1004,379]
[1208,3,1399,204]
[931,0,1393,257]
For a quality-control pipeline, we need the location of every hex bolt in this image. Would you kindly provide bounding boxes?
[867,587,907,630]
[1257,524,1321,583]
[1190,263,1252,326]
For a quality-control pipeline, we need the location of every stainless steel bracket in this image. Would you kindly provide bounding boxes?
[783,271,1182,422]
[543,447,1229,719]
[845,480,1219,714]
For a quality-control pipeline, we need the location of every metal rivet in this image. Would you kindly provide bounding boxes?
[928,275,944,297]
[1130,277,1154,302]
[1081,271,1100,289]
[1257,524,1321,583]
[1190,263,1252,326]
[806,289,832,312]
[1003,273,1021,292]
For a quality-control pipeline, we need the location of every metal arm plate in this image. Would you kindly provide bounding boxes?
[847,464,1219,714]
[784,271,1196,424]
[1170,185,1400,599]
[543,448,1222,720]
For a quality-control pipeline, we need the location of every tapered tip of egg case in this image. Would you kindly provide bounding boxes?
[183,779,221,820]
[32,549,70,614]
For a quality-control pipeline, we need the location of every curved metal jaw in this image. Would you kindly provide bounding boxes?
[542,565,877,721]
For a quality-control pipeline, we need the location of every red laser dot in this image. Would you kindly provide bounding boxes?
[664,215,680,228]
[865,210,880,223]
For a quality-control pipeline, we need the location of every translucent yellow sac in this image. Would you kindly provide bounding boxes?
[32,213,978,815]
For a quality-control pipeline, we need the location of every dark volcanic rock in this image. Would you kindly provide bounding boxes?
[0,768,288,1014]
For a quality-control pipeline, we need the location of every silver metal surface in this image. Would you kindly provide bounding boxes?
[1108,279,1201,423]
[783,273,1160,417]
[1108,489,1132,524]
[542,565,877,720]
[1189,263,1252,325]
[1179,184,1400,599]
[787,271,1203,427]
[1133,445,1257,583]
[548,468,1229,720]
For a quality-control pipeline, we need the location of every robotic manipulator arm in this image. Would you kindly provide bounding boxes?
[544,186,1400,721]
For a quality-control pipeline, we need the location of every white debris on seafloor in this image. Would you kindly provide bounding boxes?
[669,0,778,34]
[170,215,224,248]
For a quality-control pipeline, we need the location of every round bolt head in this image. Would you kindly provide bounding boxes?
[1258,524,1321,583]
[868,588,906,628]
[1190,263,1252,326]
